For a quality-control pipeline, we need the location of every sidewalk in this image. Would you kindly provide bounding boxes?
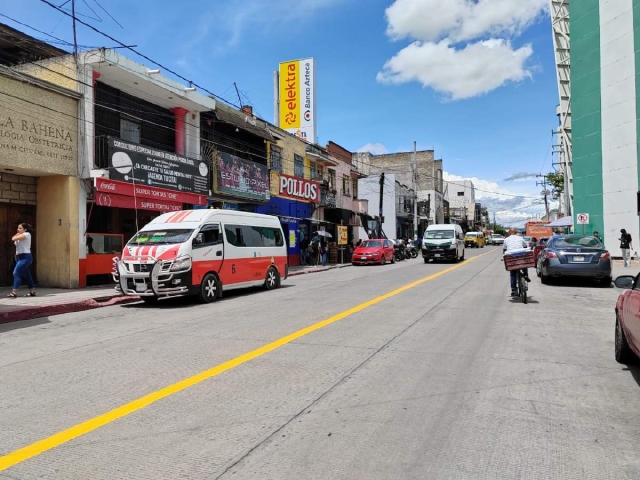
[0,263,352,325]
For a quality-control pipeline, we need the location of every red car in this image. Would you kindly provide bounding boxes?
[352,239,395,266]
[615,275,640,363]
[533,236,550,262]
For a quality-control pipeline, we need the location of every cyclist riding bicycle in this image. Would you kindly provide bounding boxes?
[503,229,531,297]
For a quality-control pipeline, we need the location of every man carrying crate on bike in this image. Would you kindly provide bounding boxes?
[503,229,531,297]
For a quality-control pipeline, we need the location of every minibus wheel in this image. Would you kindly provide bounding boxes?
[265,266,280,290]
[198,273,220,303]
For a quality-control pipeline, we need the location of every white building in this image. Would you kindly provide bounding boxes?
[446,179,476,226]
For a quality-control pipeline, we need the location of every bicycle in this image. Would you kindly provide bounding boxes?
[504,250,535,305]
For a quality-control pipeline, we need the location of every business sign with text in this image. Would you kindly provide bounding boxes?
[95,178,207,206]
[277,173,320,203]
[278,57,316,144]
[214,151,270,202]
[108,138,210,195]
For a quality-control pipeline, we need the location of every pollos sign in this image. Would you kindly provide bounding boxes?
[278,173,319,203]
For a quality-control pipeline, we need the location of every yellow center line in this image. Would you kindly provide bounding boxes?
[0,249,496,472]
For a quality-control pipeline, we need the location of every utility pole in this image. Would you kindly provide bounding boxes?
[412,141,418,240]
[493,212,496,231]
[378,172,385,238]
[71,0,78,60]
[537,174,551,220]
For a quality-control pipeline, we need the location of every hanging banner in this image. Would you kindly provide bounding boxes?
[108,138,209,195]
[214,151,270,201]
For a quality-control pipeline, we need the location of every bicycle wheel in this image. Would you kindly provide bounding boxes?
[519,274,527,304]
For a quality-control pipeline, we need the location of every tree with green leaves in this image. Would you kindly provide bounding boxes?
[547,172,564,200]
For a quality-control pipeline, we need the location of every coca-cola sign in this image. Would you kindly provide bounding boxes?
[278,173,319,203]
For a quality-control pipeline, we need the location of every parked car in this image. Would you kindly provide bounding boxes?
[533,236,550,262]
[614,275,640,363]
[536,235,611,286]
[522,236,536,249]
[352,239,395,265]
[490,234,505,245]
[464,231,485,248]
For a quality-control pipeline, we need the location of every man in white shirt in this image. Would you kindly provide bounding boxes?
[503,229,530,297]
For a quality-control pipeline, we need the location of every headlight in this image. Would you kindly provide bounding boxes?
[449,244,457,249]
[170,255,192,272]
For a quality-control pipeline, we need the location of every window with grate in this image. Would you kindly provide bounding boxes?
[352,179,358,199]
[328,169,336,191]
[270,145,283,173]
[343,175,350,196]
[294,154,305,178]
[120,118,141,144]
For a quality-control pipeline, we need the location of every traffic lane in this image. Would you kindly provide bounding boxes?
[0,251,484,368]
[212,251,640,480]
[1,249,499,479]
[0,250,495,467]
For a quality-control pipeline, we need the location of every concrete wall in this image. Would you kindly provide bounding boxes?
[14,56,78,91]
[361,150,442,193]
[0,73,78,175]
[358,174,396,238]
[0,174,37,205]
[36,176,80,288]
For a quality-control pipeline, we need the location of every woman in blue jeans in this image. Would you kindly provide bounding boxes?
[8,223,35,298]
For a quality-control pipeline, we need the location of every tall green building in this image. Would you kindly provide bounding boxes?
[571,0,640,255]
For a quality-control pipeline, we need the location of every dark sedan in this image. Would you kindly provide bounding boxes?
[536,235,612,286]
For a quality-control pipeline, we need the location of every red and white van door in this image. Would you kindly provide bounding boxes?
[191,223,224,287]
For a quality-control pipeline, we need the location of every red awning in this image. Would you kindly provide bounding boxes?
[95,192,183,212]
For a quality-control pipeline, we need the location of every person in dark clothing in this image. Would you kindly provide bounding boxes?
[300,235,310,265]
[619,229,633,267]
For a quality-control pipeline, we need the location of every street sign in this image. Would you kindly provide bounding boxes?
[577,213,589,224]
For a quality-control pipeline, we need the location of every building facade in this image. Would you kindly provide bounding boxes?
[571,0,640,255]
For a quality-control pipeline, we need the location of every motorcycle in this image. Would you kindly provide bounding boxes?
[407,245,419,259]
[393,241,405,262]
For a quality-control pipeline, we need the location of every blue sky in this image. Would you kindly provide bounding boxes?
[3,0,557,225]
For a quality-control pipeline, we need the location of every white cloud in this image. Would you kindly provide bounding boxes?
[358,143,388,155]
[377,39,533,100]
[378,0,546,99]
[385,0,548,43]
[444,171,547,227]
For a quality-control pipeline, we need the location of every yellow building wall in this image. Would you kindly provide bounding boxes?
[14,56,78,91]
[36,176,80,288]
[270,133,310,179]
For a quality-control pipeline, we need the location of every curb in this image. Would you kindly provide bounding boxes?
[288,264,352,277]
[0,295,139,325]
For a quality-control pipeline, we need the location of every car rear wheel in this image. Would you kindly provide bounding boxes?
[540,269,550,285]
[391,254,395,264]
[615,314,637,364]
[381,255,386,266]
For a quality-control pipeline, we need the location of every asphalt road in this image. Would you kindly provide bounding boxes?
[1,246,639,479]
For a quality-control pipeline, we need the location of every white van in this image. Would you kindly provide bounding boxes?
[421,224,465,263]
[114,209,288,303]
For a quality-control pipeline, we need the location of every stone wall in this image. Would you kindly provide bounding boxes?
[0,173,37,205]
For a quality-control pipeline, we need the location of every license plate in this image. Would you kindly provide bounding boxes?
[135,283,147,293]
[573,256,584,262]
[434,254,442,258]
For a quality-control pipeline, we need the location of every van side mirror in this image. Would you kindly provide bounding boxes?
[193,233,204,246]
[614,275,635,289]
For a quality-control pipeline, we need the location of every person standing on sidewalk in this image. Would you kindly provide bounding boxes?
[619,229,633,267]
[300,235,309,266]
[9,223,35,298]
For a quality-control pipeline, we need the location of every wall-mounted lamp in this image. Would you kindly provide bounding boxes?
[147,69,161,75]
[184,87,196,92]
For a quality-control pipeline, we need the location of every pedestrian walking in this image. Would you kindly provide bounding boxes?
[300,235,309,265]
[619,229,633,267]
[311,234,320,266]
[320,238,328,266]
[8,223,35,298]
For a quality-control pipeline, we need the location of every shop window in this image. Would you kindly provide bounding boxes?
[120,118,141,144]
[343,175,350,196]
[270,145,283,173]
[294,154,305,178]
[352,179,358,199]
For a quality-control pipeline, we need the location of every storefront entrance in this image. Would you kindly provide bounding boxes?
[0,203,37,286]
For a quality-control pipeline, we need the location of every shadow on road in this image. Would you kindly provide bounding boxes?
[623,364,640,388]
[508,297,540,304]
[121,285,294,310]
[539,277,612,289]
[0,316,50,334]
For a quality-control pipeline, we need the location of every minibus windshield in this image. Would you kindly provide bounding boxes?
[129,229,194,245]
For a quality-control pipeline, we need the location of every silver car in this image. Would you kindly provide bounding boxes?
[490,234,505,245]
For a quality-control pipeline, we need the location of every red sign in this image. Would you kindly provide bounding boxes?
[278,173,320,203]
[95,178,207,206]
[96,192,183,212]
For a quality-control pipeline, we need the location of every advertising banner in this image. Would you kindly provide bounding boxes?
[338,226,348,245]
[214,151,270,201]
[278,58,316,144]
[95,192,183,212]
[108,138,209,195]
[95,178,207,205]
[277,173,320,203]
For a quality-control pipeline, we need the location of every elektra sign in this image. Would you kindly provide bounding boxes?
[279,173,319,203]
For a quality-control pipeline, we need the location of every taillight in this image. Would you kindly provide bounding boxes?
[545,251,557,259]
[600,252,611,261]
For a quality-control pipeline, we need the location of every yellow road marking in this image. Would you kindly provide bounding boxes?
[0,250,496,471]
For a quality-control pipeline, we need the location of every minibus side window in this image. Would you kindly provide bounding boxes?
[196,224,221,247]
